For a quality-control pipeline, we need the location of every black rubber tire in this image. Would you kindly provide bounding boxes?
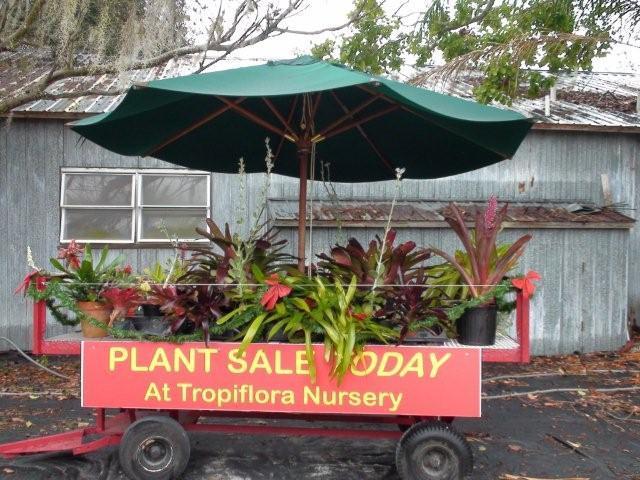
[119,416,191,480]
[395,421,473,480]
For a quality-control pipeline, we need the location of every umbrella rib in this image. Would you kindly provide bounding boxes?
[358,84,512,158]
[315,93,383,138]
[145,97,246,156]
[329,90,395,175]
[311,92,322,118]
[318,104,400,142]
[263,98,299,141]
[274,96,299,164]
[216,96,294,141]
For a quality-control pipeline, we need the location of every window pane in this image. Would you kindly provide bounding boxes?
[140,208,207,240]
[63,174,132,206]
[63,209,132,241]
[141,175,208,206]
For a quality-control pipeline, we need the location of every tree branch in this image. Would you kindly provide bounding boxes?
[0,0,360,114]
[484,386,640,400]
[0,0,48,51]
[437,0,496,35]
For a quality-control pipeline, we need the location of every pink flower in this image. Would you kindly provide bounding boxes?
[178,243,189,260]
[484,195,498,230]
[102,287,141,325]
[57,240,82,270]
[123,264,133,275]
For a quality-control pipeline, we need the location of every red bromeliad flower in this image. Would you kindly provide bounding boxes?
[260,274,292,311]
[57,240,82,270]
[511,270,541,299]
[116,264,133,275]
[102,287,141,325]
[348,308,368,321]
[14,270,41,295]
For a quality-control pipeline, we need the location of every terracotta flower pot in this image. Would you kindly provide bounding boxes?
[76,301,111,338]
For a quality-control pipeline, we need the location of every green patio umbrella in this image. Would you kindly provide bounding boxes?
[71,56,533,269]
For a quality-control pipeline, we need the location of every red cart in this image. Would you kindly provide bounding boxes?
[0,292,530,480]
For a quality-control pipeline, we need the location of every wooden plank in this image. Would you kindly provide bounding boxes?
[5,120,29,347]
[44,120,67,339]
[0,120,9,348]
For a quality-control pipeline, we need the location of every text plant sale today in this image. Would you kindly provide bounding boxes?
[82,342,481,417]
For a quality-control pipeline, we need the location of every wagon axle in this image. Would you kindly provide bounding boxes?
[0,409,472,480]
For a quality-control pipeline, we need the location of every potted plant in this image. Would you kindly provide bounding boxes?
[20,241,125,338]
[140,258,188,317]
[316,231,443,343]
[430,197,532,345]
[101,286,142,331]
[54,242,128,337]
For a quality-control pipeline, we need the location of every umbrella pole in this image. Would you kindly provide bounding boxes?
[297,142,310,272]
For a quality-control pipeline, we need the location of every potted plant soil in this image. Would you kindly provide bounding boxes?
[431,196,532,346]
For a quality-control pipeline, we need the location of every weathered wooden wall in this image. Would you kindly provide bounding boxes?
[1,118,637,354]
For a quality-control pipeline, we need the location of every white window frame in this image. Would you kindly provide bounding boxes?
[136,171,211,243]
[60,168,211,244]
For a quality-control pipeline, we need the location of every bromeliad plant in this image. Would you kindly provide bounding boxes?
[19,242,128,327]
[49,242,127,302]
[184,218,295,292]
[317,230,430,288]
[217,270,398,383]
[430,197,532,299]
[317,230,438,338]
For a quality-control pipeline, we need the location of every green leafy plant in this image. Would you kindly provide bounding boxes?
[48,242,126,302]
[18,241,127,327]
[218,273,398,383]
[142,258,187,285]
[430,197,532,298]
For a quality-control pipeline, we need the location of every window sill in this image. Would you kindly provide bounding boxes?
[57,242,209,250]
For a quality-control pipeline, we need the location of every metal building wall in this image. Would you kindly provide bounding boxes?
[274,227,628,356]
[0,119,636,353]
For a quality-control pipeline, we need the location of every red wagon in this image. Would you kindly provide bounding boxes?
[0,292,530,480]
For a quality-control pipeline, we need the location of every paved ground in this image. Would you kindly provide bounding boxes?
[0,349,639,479]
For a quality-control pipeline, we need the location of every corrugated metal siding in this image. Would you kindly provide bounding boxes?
[414,70,640,128]
[0,120,637,354]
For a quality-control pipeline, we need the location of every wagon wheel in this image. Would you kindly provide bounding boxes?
[119,416,190,480]
[395,421,473,480]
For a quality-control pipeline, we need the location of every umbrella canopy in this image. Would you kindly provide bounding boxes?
[71,55,533,268]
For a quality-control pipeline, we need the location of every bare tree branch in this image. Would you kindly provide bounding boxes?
[0,0,361,115]
[0,0,48,51]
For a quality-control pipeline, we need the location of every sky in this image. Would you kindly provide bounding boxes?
[205,0,640,74]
